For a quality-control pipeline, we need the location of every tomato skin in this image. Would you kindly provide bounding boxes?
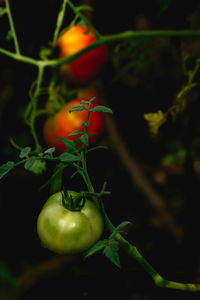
[43,94,104,152]
[37,191,104,254]
[56,25,108,83]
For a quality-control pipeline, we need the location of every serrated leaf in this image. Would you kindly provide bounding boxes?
[85,240,108,258]
[19,146,31,158]
[27,160,46,175]
[81,120,90,127]
[110,221,131,239]
[68,130,83,137]
[44,147,55,155]
[24,156,37,170]
[80,133,89,146]
[69,105,86,112]
[0,161,15,179]
[0,261,15,285]
[57,138,77,153]
[80,100,90,104]
[59,152,80,163]
[103,241,120,268]
[91,106,113,114]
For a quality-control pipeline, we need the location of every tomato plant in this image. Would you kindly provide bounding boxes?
[2,0,200,296]
[37,190,104,254]
[43,93,104,152]
[56,25,108,83]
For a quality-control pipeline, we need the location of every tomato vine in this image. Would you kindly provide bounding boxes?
[1,0,200,293]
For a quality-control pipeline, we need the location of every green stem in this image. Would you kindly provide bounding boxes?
[68,0,100,38]
[101,202,200,291]
[52,0,68,45]
[2,29,200,69]
[24,63,45,152]
[0,48,39,66]
[5,0,20,54]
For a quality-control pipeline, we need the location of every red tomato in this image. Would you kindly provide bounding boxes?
[56,25,108,83]
[43,95,104,152]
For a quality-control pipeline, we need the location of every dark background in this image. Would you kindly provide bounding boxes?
[1,0,200,299]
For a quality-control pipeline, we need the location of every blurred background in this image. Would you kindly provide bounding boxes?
[1,0,200,299]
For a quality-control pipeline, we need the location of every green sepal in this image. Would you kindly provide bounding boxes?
[62,190,86,211]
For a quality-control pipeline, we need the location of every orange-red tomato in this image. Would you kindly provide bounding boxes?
[43,94,104,152]
[56,25,108,83]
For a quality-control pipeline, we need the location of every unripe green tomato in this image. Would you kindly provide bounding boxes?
[37,191,104,255]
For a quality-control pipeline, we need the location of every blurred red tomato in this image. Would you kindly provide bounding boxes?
[56,25,108,83]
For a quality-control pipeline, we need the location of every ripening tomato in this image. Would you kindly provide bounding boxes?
[37,190,104,254]
[43,93,104,152]
[56,25,108,83]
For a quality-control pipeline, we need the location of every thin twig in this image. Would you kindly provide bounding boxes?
[5,0,20,54]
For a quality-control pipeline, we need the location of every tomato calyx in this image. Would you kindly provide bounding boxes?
[62,190,86,211]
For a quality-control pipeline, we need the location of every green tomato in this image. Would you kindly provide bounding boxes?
[37,191,104,255]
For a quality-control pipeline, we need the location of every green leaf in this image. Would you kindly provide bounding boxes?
[24,156,37,170]
[57,138,77,153]
[80,133,89,147]
[110,221,131,239]
[19,146,31,158]
[85,240,108,258]
[80,100,90,104]
[6,29,13,40]
[68,130,83,137]
[91,106,113,114]
[40,163,64,192]
[103,241,120,268]
[81,120,90,127]
[76,5,94,12]
[0,8,7,17]
[27,160,46,175]
[59,152,80,163]
[0,161,15,179]
[44,147,56,156]
[69,105,86,112]
[0,261,15,285]
[87,145,108,153]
